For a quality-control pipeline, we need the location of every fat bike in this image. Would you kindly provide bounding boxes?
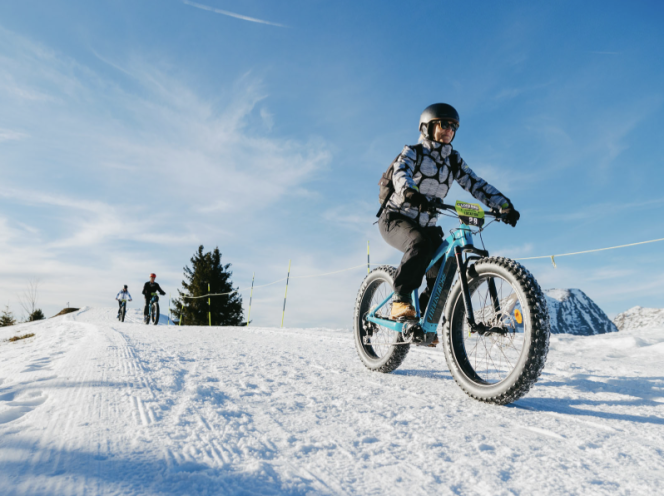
[117,299,130,322]
[145,293,160,325]
[354,200,550,405]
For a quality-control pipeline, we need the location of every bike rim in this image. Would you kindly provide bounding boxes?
[360,278,399,360]
[455,272,527,385]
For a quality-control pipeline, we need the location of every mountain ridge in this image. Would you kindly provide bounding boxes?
[613,306,664,331]
[544,288,618,335]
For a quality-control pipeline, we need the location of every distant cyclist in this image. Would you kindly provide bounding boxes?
[116,285,132,317]
[142,273,166,323]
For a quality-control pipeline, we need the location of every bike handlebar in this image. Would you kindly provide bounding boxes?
[429,198,504,219]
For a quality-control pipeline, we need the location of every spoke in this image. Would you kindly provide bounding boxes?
[367,279,398,358]
[484,345,497,378]
[482,336,502,380]
[497,339,514,370]
[461,273,528,384]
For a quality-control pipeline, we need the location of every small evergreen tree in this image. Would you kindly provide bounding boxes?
[0,305,16,327]
[28,309,45,321]
[171,246,243,326]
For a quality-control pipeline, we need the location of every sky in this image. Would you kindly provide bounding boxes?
[1,0,663,327]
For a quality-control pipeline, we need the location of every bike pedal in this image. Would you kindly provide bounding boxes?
[396,317,419,323]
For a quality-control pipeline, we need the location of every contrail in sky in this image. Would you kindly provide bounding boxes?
[182,0,287,28]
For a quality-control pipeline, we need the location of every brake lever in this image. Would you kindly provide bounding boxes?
[491,208,508,223]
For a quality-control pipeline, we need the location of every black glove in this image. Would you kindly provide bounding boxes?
[501,205,520,227]
[404,189,430,211]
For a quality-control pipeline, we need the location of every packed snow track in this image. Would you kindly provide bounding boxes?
[0,307,663,495]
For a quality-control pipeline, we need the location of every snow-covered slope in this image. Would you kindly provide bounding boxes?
[1,307,663,495]
[545,288,618,335]
[614,306,664,331]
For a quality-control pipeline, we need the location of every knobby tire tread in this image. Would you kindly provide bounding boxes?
[353,265,410,373]
[443,256,550,405]
[152,303,160,325]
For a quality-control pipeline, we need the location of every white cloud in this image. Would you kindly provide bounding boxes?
[182,0,287,28]
[0,27,330,322]
[260,107,274,131]
[0,128,28,142]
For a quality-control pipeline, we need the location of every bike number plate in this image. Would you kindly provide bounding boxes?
[455,201,485,227]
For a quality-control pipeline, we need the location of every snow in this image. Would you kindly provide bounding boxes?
[543,288,570,302]
[1,307,663,495]
[614,306,664,331]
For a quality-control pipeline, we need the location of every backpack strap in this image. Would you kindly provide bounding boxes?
[449,149,460,178]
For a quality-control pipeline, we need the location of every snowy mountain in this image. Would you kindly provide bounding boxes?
[1,307,663,495]
[544,288,618,335]
[613,306,664,331]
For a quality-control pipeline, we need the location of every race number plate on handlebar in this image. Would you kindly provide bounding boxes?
[455,201,485,227]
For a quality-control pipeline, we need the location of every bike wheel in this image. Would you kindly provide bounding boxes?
[152,303,160,325]
[353,265,410,373]
[442,256,550,405]
[120,305,126,323]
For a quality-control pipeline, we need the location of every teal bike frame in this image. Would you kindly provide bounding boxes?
[366,210,497,339]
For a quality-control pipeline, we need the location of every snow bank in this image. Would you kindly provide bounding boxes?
[1,307,663,495]
[613,306,664,331]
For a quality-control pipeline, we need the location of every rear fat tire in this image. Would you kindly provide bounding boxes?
[353,265,410,373]
[442,256,550,405]
[152,303,160,325]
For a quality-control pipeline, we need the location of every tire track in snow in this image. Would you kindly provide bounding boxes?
[3,309,663,495]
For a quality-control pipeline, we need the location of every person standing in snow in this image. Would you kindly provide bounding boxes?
[116,285,132,317]
[142,273,166,323]
[379,103,520,327]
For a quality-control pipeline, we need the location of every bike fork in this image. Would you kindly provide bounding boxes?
[454,246,477,329]
[487,277,501,314]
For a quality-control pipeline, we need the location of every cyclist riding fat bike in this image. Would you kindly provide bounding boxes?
[379,103,520,323]
[116,285,132,317]
[142,273,166,322]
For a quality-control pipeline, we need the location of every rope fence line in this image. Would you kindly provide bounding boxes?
[513,237,664,267]
[173,235,664,325]
[180,264,373,300]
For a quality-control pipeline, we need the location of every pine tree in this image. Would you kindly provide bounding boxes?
[29,309,45,321]
[0,305,16,327]
[171,246,244,326]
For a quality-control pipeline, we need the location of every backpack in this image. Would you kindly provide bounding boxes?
[376,144,422,218]
[376,145,461,218]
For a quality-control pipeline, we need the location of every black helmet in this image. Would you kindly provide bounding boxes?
[419,103,460,141]
[123,285,128,289]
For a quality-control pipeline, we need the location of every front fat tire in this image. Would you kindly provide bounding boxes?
[120,306,126,323]
[353,265,410,373]
[152,303,160,325]
[442,256,550,405]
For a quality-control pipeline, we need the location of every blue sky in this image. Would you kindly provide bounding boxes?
[1,0,663,326]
